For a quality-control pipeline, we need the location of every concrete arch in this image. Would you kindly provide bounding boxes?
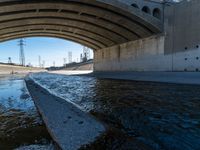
[0,29,105,49]
[131,3,139,9]
[153,8,161,20]
[0,18,127,45]
[1,32,100,50]
[5,24,115,45]
[142,6,151,15]
[0,0,163,50]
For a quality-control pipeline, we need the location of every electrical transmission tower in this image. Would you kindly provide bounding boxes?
[68,51,72,64]
[18,39,25,66]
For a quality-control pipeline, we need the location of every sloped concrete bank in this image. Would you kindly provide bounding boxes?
[91,71,200,85]
[64,61,93,71]
[0,64,45,75]
[25,77,105,150]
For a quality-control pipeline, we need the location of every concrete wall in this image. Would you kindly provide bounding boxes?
[94,35,171,71]
[94,34,200,72]
[163,0,200,71]
[172,48,200,72]
[64,63,93,71]
[164,0,200,54]
[94,0,200,72]
[0,64,45,75]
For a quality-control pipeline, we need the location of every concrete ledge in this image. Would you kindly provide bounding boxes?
[25,77,105,150]
[92,71,200,85]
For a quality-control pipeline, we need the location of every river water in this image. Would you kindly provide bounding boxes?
[0,75,53,150]
[31,73,200,150]
[1,73,200,150]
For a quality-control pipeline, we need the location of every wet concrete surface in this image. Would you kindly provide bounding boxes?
[25,78,105,150]
[30,73,200,150]
[0,75,53,149]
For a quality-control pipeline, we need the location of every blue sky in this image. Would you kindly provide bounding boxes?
[0,37,93,67]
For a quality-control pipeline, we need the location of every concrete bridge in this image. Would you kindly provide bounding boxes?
[0,0,199,72]
[0,0,163,49]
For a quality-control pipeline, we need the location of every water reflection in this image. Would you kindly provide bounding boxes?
[0,75,52,150]
[31,73,200,150]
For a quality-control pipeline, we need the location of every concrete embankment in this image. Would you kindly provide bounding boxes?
[25,77,105,150]
[0,64,45,75]
[65,63,93,70]
[63,60,93,71]
[48,71,200,85]
[91,71,200,85]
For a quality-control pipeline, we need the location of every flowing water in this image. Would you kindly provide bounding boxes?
[31,73,200,150]
[1,73,200,150]
[0,75,53,150]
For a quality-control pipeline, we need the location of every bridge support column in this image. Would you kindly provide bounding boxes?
[94,35,172,71]
[94,34,200,72]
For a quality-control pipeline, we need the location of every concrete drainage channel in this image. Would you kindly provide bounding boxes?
[25,78,105,150]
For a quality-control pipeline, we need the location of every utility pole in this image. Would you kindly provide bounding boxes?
[18,39,25,66]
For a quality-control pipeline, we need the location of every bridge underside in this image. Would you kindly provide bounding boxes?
[0,0,162,50]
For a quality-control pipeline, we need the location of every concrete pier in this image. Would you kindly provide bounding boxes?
[25,77,105,150]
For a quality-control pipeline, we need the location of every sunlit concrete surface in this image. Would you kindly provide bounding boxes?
[49,70,93,75]
[48,70,200,85]
[26,75,105,150]
[0,64,45,75]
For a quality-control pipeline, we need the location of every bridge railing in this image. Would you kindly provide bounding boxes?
[118,0,164,21]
